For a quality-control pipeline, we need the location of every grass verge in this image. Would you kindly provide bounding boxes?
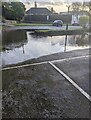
[34,28,86,36]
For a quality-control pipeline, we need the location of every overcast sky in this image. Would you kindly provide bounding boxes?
[21,0,90,3]
[2,0,91,2]
[2,0,90,12]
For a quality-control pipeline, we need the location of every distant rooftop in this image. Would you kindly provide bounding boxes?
[26,7,53,15]
[60,11,89,15]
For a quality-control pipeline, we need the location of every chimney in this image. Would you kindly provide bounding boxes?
[34,2,37,8]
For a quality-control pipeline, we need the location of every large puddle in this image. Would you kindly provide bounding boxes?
[1,30,90,66]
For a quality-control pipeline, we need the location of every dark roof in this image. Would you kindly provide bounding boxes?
[26,8,52,15]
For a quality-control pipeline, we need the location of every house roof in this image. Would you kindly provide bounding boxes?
[60,11,89,15]
[26,7,52,15]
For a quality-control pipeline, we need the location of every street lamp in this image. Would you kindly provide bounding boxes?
[64,3,71,52]
[66,4,71,30]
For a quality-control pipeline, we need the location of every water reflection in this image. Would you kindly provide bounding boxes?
[64,34,67,52]
[2,30,27,51]
[1,30,90,66]
[75,34,89,46]
[67,34,89,47]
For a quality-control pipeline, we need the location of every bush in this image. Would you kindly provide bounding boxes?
[2,2,26,22]
[79,16,89,27]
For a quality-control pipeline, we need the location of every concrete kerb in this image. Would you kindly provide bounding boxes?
[2,55,90,71]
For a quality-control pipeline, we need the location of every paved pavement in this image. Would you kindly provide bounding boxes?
[54,55,89,95]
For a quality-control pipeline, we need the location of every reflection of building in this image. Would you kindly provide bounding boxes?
[50,36,65,46]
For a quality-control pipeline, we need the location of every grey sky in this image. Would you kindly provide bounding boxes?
[2,0,90,2]
[21,0,90,3]
[1,0,90,13]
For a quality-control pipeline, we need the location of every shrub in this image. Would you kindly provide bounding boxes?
[79,16,89,27]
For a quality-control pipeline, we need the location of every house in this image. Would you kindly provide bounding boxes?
[60,11,89,25]
[24,7,72,23]
[24,7,53,22]
[69,11,89,25]
[26,8,53,15]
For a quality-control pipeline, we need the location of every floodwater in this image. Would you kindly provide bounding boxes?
[1,30,89,66]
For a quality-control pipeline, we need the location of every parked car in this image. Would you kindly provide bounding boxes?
[71,21,79,26]
[53,20,63,27]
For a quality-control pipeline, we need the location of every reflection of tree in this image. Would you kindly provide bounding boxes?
[2,30,27,51]
[50,36,65,46]
[73,35,76,40]
[75,34,89,46]
[30,34,47,39]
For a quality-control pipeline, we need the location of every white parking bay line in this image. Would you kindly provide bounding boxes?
[49,62,91,102]
[52,55,89,63]
[2,61,48,71]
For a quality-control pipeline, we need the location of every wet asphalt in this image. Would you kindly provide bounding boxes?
[54,55,89,95]
[2,48,90,119]
[3,25,83,31]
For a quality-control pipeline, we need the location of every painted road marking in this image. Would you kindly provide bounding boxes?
[52,55,89,63]
[49,62,91,102]
[2,55,89,71]
[2,61,48,71]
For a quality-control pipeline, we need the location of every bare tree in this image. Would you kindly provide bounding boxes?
[71,2,81,13]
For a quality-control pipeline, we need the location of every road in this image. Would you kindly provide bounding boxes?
[1,22,83,31]
[10,25,83,31]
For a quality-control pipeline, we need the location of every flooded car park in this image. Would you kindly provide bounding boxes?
[2,51,90,118]
[1,29,90,119]
[1,30,89,66]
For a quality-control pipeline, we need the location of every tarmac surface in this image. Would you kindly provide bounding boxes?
[3,25,82,31]
[2,48,91,119]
